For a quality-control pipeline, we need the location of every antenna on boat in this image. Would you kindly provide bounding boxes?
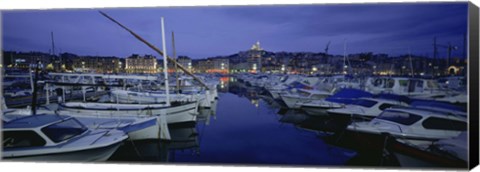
[31,60,41,115]
[432,37,437,78]
[343,39,352,75]
[408,48,414,78]
[389,64,394,77]
[98,11,210,90]
[343,39,347,74]
[161,17,171,106]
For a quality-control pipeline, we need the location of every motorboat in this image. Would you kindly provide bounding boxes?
[346,106,467,146]
[265,75,306,99]
[300,88,372,116]
[3,100,164,141]
[327,95,409,119]
[364,77,448,99]
[387,132,467,168]
[68,115,161,141]
[2,114,128,161]
[279,88,332,109]
[408,100,466,117]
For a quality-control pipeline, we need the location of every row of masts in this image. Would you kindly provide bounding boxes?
[27,12,206,115]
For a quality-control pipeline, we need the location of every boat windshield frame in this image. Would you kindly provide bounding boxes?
[376,110,423,126]
[41,118,88,143]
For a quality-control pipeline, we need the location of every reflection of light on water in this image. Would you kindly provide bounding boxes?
[220,80,224,89]
[251,99,259,108]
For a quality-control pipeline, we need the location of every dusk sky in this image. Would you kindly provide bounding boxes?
[2,2,468,59]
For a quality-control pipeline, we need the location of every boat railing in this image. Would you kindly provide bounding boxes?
[89,130,111,145]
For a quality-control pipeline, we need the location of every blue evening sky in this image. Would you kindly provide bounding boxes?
[2,3,468,59]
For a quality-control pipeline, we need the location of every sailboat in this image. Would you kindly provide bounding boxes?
[58,17,199,125]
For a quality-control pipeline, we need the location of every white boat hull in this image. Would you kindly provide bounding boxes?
[4,141,123,162]
[301,106,330,116]
[60,101,198,124]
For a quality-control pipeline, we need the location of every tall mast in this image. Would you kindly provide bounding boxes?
[408,48,414,78]
[343,39,347,74]
[463,33,466,59]
[433,37,437,77]
[99,11,210,90]
[161,17,171,106]
[51,32,57,71]
[31,61,41,115]
[51,32,55,56]
[172,31,180,94]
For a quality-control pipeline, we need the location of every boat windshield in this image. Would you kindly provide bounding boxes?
[376,110,422,125]
[3,130,46,148]
[351,99,377,107]
[41,118,87,143]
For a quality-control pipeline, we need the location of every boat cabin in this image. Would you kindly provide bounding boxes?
[3,114,88,149]
[368,107,466,139]
[365,77,442,97]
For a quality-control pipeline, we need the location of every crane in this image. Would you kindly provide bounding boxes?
[436,42,458,67]
[432,37,457,76]
[323,41,331,64]
[324,41,331,55]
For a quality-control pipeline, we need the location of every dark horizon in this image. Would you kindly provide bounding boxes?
[2,3,469,59]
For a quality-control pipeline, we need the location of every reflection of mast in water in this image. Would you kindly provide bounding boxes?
[168,123,201,162]
[278,109,308,125]
[197,99,218,125]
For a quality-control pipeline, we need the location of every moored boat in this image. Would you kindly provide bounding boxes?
[2,114,128,161]
[346,106,467,147]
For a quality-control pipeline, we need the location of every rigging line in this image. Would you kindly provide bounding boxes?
[98,11,210,90]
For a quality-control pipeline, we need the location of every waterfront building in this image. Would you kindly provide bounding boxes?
[71,56,121,73]
[230,62,249,73]
[3,51,52,70]
[208,58,229,74]
[125,54,157,74]
[311,64,334,75]
[177,56,193,73]
[194,58,229,74]
[195,59,212,73]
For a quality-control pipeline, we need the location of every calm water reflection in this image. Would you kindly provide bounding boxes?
[109,78,356,166]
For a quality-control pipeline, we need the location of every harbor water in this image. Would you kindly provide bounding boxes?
[108,78,357,166]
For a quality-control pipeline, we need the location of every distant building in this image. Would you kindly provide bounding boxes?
[125,54,157,74]
[195,59,212,73]
[192,58,229,74]
[230,62,249,73]
[208,58,229,74]
[3,51,52,70]
[247,41,264,73]
[177,56,193,73]
[71,56,121,73]
[311,64,334,75]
